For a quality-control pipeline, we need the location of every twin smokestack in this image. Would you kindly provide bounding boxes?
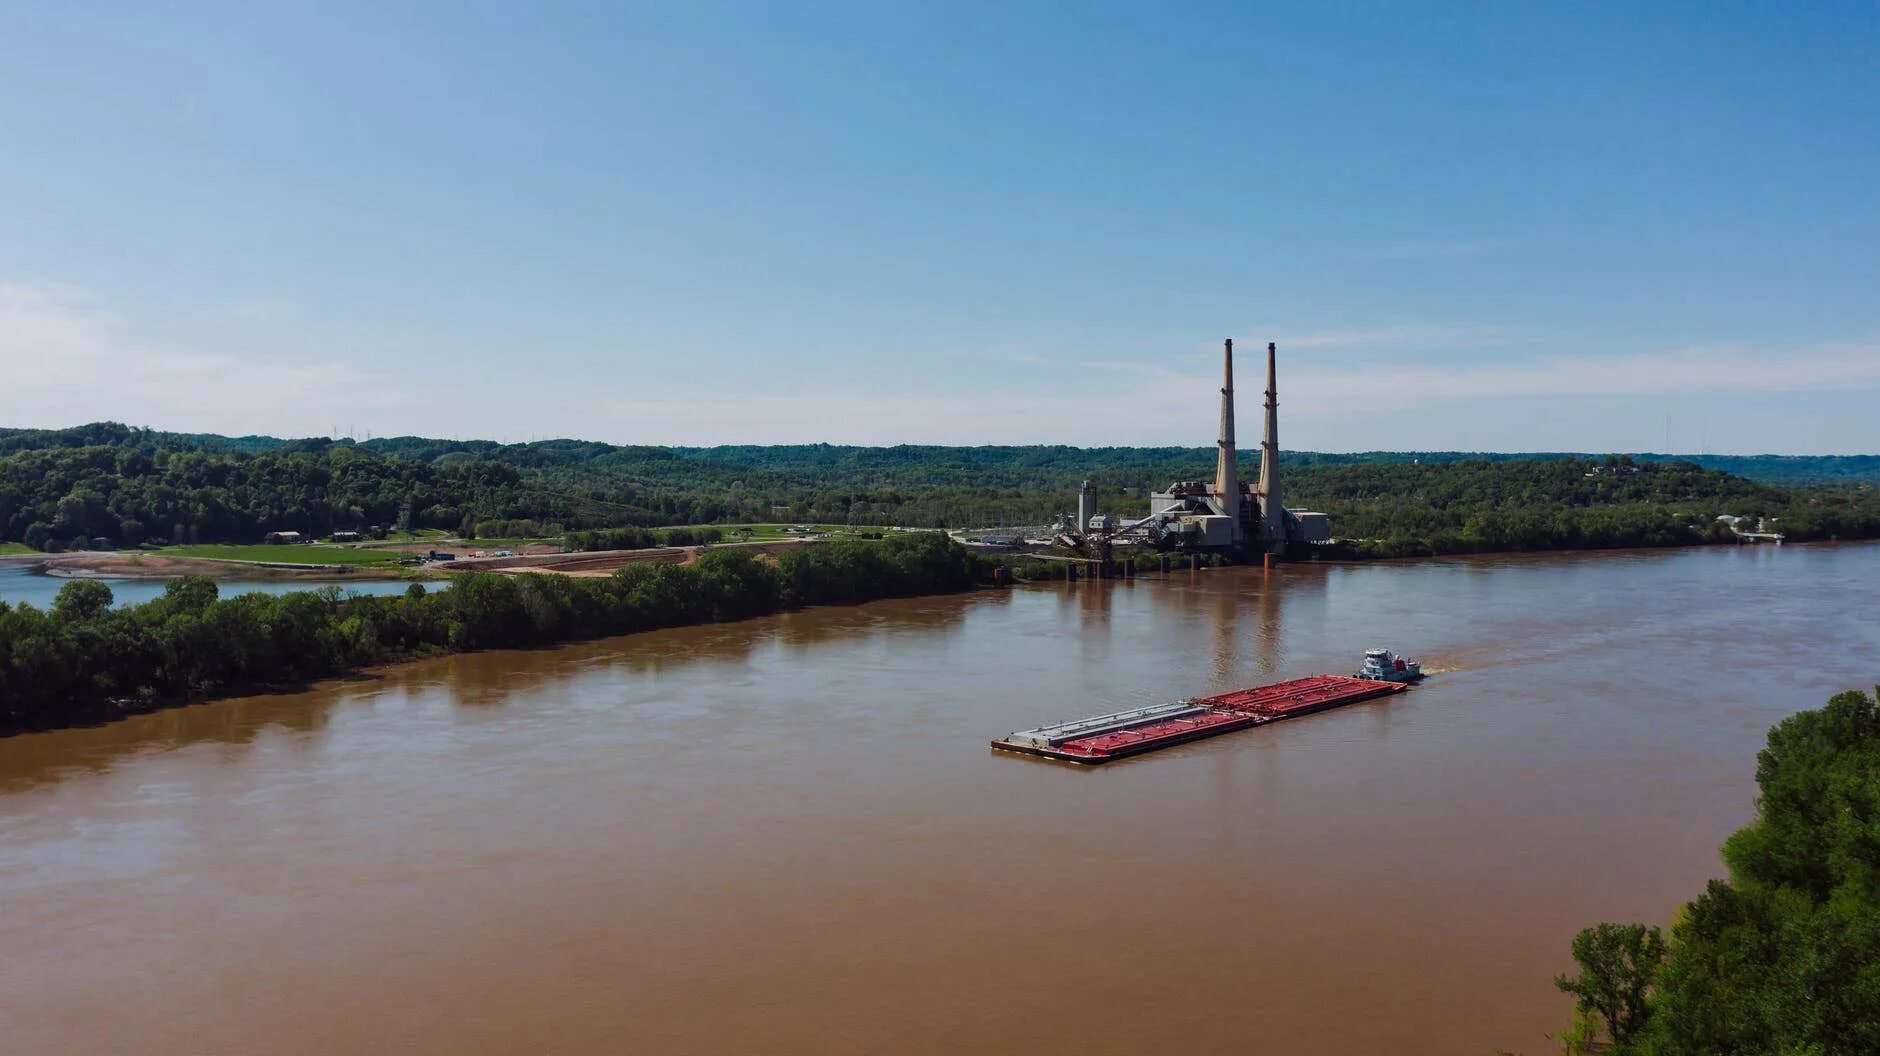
[1212,339,1283,544]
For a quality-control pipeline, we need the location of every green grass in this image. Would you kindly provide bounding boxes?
[678,522,860,542]
[156,544,404,566]
[150,528,883,563]
[0,541,36,555]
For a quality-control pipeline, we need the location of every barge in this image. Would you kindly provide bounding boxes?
[991,673,1410,765]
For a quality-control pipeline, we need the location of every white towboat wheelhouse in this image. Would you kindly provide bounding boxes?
[1357,648,1422,683]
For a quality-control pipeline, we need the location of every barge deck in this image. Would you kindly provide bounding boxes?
[991,674,1409,764]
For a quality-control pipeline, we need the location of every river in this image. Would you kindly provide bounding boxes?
[0,564,433,608]
[2,542,1874,1054]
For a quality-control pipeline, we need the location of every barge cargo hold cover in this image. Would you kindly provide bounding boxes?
[990,674,1409,764]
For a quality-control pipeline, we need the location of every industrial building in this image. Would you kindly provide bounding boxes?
[1064,339,1331,558]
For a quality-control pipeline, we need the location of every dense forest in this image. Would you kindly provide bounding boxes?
[0,423,1876,556]
[563,526,725,551]
[0,532,984,734]
[1554,689,1880,1055]
[1311,456,1880,557]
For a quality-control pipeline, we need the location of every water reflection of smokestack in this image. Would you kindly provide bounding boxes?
[1207,570,1284,689]
[1254,570,1282,677]
[1079,569,1114,627]
[1069,570,1115,672]
[1209,573,1239,690]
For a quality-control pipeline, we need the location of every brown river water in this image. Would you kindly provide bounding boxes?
[3,542,1876,1055]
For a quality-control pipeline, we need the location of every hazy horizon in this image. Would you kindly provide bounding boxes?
[15,417,1880,463]
[3,4,1876,453]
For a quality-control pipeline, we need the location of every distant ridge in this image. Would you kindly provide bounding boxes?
[3,423,1876,485]
[3,421,1876,553]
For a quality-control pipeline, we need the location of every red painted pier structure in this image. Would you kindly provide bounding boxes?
[990,675,1409,764]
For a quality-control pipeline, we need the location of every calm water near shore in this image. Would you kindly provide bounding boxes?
[0,565,430,608]
[2,542,1875,1054]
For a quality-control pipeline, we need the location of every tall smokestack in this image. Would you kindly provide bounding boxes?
[1260,341,1284,545]
[1214,339,1240,527]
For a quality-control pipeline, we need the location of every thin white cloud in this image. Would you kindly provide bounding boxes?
[1282,342,1880,415]
[571,340,1880,446]
[1275,322,1518,351]
[573,370,1215,446]
[0,282,405,435]
[1,282,1875,450]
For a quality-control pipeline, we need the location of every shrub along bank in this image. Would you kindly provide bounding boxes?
[1554,688,1880,1054]
[0,533,980,735]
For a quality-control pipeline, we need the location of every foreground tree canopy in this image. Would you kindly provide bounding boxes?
[0,534,982,734]
[1558,689,1880,1054]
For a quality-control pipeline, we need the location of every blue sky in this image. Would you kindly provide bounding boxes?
[1,2,1876,452]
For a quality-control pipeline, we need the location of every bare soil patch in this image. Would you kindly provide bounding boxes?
[444,539,814,578]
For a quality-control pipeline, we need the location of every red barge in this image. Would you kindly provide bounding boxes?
[990,674,1410,764]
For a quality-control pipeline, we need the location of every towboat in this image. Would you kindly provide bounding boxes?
[1356,647,1422,683]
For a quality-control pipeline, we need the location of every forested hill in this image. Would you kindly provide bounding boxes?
[676,445,1880,487]
[5,424,1876,484]
[0,422,1876,551]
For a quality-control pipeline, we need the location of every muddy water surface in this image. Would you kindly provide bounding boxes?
[3,543,1876,1054]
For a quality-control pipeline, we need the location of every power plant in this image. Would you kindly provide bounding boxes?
[1061,339,1330,558]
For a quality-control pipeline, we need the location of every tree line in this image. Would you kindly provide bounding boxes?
[1290,456,1880,557]
[562,526,726,551]
[0,533,985,734]
[1,424,1877,556]
[1554,688,1880,1054]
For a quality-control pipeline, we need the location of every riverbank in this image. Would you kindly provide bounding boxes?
[10,534,1872,737]
[0,533,983,736]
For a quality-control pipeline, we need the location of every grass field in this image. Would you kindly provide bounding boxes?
[156,544,404,566]
[682,523,867,542]
[143,526,889,564]
[468,526,858,545]
[0,541,37,555]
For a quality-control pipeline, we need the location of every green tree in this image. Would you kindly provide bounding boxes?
[160,575,219,612]
[55,488,107,536]
[1557,691,1880,1055]
[1555,923,1665,1050]
[51,579,115,622]
[1638,689,1880,1055]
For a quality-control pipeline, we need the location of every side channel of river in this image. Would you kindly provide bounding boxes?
[1,543,1875,1055]
[0,564,435,608]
